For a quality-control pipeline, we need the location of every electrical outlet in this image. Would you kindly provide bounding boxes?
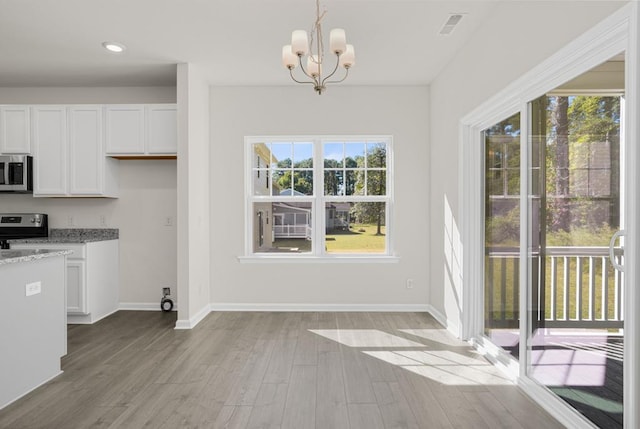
[406,278,414,289]
[99,215,106,226]
[165,216,173,227]
[26,281,41,296]
[67,215,74,227]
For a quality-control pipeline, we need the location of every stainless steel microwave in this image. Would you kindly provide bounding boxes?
[0,155,33,193]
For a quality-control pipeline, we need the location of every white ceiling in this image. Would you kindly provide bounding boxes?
[0,0,500,87]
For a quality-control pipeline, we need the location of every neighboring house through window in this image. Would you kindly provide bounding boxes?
[245,136,393,257]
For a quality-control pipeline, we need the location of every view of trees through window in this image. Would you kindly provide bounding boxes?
[485,95,620,247]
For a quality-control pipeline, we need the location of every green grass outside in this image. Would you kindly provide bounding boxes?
[325,223,386,253]
[270,223,386,254]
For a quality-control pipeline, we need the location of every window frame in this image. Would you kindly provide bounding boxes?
[241,135,398,263]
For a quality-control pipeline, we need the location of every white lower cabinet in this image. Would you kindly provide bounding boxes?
[12,240,119,324]
[66,260,85,314]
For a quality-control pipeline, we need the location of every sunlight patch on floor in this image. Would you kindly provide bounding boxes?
[397,329,469,347]
[309,329,513,386]
[308,329,424,348]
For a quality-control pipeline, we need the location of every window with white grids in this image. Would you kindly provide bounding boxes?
[245,136,393,258]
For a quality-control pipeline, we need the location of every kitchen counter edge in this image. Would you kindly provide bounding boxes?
[0,249,73,266]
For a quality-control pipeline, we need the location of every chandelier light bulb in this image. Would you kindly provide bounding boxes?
[291,30,309,56]
[282,45,298,69]
[329,28,346,55]
[340,44,355,68]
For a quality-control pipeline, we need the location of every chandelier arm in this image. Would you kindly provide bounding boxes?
[289,68,317,86]
[320,53,342,86]
[297,54,321,87]
[323,67,350,85]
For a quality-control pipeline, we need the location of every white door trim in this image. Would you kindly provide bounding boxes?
[459,3,636,428]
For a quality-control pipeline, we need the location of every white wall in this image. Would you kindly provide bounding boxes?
[209,86,429,308]
[176,64,211,327]
[0,87,177,308]
[428,1,627,332]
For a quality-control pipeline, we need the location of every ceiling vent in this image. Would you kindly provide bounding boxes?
[439,14,464,36]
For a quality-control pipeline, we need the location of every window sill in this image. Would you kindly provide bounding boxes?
[237,255,400,264]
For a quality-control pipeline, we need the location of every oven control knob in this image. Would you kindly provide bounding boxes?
[30,217,36,223]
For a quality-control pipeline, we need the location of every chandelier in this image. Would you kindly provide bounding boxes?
[281,0,355,95]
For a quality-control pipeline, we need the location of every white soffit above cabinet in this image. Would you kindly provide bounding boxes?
[0,0,499,88]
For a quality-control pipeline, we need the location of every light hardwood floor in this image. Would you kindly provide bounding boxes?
[0,311,565,428]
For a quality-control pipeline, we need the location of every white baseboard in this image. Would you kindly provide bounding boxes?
[208,303,431,312]
[174,304,210,330]
[424,304,446,327]
[119,302,177,311]
[67,308,120,325]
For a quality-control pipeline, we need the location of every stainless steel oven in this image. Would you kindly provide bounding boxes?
[0,155,33,193]
[0,213,48,249]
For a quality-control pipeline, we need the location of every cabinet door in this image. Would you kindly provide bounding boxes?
[66,260,87,314]
[32,106,67,195]
[105,105,145,154]
[69,106,103,195]
[0,106,31,154]
[146,105,177,154]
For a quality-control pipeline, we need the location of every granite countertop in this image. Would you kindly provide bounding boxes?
[10,228,119,244]
[0,249,73,266]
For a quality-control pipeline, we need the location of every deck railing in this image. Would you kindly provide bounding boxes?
[486,246,624,329]
[274,224,312,240]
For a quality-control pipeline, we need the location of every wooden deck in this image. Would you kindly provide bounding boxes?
[0,311,564,428]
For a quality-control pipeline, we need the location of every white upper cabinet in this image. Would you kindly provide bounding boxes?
[105,105,145,154]
[105,104,177,155]
[0,106,31,154]
[32,106,68,195]
[33,105,118,197]
[146,105,177,154]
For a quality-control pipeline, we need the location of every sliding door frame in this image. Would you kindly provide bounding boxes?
[460,4,638,428]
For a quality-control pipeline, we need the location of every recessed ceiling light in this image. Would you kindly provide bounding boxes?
[102,42,126,53]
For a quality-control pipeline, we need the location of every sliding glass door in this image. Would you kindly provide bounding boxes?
[480,56,627,428]
[483,113,521,361]
[526,93,624,428]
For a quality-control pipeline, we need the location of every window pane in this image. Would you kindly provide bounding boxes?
[346,170,364,196]
[252,143,272,196]
[366,143,387,168]
[345,142,365,167]
[271,142,292,168]
[293,142,313,167]
[487,141,503,169]
[324,170,344,196]
[253,169,270,195]
[506,169,520,195]
[254,202,312,253]
[324,143,344,167]
[294,170,314,195]
[486,170,503,196]
[366,171,386,196]
[325,202,386,254]
[272,170,291,195]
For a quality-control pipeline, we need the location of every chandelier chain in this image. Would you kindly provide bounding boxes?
[309,0,327,65]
